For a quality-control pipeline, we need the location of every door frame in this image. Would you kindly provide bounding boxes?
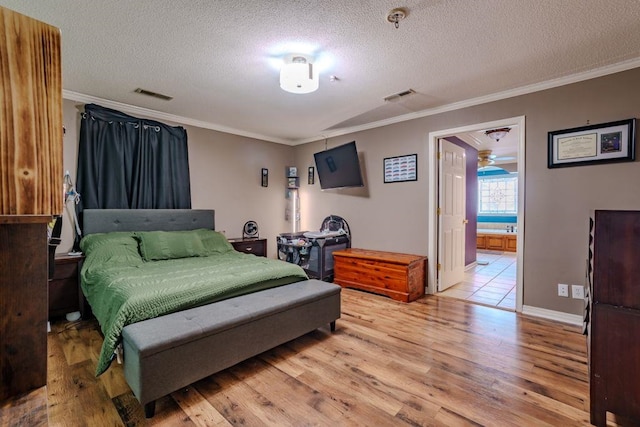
[426,115,526,312]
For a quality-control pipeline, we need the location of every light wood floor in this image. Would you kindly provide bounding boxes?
[5,289,600,426]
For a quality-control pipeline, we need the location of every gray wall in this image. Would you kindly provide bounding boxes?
[60,100,295,258]
[294,67,640,315]
[60,67,640,316]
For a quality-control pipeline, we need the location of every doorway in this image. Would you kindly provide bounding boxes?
[426,116,525,312]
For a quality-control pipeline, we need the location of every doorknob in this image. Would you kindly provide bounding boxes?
[463,219,469,224]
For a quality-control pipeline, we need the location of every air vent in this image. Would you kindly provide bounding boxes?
[133,88,173,101]
[383,89,416,102]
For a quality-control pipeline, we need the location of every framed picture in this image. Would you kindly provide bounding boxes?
[384,153,417,183]
[548,118,636,168]
[261,168,268,187]
[286,166,297,177]
[308,166,315,185]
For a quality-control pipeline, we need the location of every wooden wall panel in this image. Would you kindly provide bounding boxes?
[0,6,62,215]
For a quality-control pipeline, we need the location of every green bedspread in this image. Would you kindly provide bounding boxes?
[80,230,307,375]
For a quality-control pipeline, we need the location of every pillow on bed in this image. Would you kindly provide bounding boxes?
[194,229,235,254]
[135,230,208,261]
[80,232,143,266]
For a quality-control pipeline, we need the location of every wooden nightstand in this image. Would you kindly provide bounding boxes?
[228,238,267,257]
[49,254,83,319]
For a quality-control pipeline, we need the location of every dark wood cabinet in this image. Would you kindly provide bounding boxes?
[228,238,267,257]
[589,210,640,426]
[0,219,49,400]
[49,254,83,318]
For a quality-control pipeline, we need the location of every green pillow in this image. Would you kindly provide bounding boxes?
[79,232,143,266]
[194,229,234,255]
[134,230,207,261]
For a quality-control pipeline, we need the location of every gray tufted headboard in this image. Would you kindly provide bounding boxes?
[82,209,215,235]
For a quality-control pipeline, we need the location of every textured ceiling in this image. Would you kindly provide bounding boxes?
[2,0,640,144]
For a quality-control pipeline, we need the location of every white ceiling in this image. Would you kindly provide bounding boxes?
[2,1,640,145]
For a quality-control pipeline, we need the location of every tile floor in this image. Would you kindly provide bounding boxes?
[438,250,517,311]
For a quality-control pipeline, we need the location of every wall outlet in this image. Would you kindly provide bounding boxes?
[571,285,585,299]
[558,283,569,297]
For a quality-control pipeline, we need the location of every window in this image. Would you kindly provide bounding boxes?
[478,175,518,214]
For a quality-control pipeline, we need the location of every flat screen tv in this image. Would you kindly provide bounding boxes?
[313,141,364,190]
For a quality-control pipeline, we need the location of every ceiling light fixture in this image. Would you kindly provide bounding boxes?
[280,54,319,94]
[485,127,511,142]
[387,7,408,29]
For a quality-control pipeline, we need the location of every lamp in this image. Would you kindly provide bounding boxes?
[280,54,319,94]
[485,127,510,142]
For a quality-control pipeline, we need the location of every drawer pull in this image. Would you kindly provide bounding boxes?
[246,247,252,251]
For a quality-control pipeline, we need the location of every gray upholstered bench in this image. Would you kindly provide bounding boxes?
[121,279,341,417]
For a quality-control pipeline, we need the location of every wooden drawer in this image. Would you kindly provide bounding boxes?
[333,248,427,302]
[49,254,83,318]
[49,278,77,315]
[228,238,267,257]
[51,261,78,280]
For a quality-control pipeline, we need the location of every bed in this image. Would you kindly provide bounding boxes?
[80,209,341,417]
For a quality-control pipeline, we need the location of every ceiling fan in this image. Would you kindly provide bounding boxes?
[478,150,496,168]
[477,149,517,169]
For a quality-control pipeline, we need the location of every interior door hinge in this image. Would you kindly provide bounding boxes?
[437,207,441,215]
[437,263,441,271]
[437,152,442,160]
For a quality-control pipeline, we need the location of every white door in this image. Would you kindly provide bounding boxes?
[438,139,467,291]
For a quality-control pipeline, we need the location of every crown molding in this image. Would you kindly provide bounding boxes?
[62,90,292,145]
[64,57,640,146]
[297,57,640,144]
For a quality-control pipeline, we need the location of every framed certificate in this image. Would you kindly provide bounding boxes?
[548,119,635,168]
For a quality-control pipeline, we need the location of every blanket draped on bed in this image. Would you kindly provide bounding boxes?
[80,231,308,375]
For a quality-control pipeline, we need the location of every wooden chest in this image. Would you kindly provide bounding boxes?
[332,248,427,302]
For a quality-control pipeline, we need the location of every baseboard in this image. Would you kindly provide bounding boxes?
[521,305,583,326]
